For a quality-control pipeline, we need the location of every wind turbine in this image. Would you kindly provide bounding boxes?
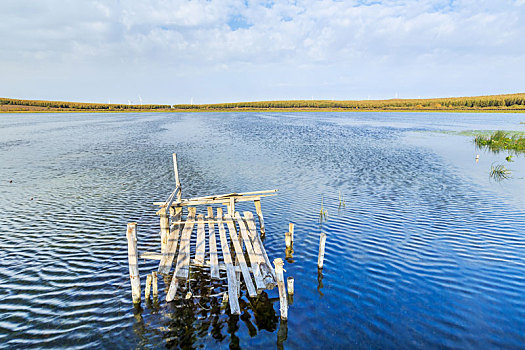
[138,95,143,105]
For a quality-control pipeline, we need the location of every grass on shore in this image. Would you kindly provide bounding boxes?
[1,93,525,113]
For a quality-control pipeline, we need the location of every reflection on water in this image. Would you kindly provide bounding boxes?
[1,112,525,348]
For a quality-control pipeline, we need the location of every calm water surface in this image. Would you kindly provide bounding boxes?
[1,112,525,349]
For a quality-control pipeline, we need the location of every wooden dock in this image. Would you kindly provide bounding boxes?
[126,153,287,317]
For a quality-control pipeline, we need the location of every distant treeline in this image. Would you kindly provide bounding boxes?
[2,93,525,112]
[172,93,525,111]
[0,97,171,110]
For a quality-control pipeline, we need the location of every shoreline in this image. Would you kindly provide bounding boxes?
[1,108,525,114]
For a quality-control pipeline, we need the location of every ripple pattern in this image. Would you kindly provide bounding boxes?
[0,112,525,348]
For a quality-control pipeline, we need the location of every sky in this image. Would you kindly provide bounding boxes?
[0,0,524,104]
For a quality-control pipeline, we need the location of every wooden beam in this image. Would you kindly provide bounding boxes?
[224,214,257,297]
[158,207,182,274]
[234,213,266,293]
[126,223,141,304]
[194,214,206,266]
[175,207,196,279]
[207,207,220,279]
[253,200,266,237]
[153,193,276,207]
[172,153,182,202]
[216,208,240,314]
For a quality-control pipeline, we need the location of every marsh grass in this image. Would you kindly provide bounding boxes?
[319,197,328,223]
[338,191,346,209]
[475,130,525,153]
[489,163,511,181]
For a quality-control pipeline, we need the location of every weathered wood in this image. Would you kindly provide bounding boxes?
[145,274,152,299]
[166,275,180,302]
[160,211,169,253]
[224,214,257,297]
[253,200,266,237]
[141,252,164,260]
[195,214,206,266]
[234,213,266,293]
[175,207,196,279]
[172,153,182,202]
[153,193,276,207]
[274,258,288,320]
[126,223,141,304]
[287,276,294,295]
[285,232,292,248]
[244,212,276,288]
[289,223,294,241]
[152,271,158,298]
[171,189,277,202]
[216,209,240,314]
[158,207,183,274]
[228,197,235,216]
[318,232,327,269]
[207,207,220,279]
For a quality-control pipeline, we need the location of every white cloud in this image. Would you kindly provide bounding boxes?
[0,0,523,103]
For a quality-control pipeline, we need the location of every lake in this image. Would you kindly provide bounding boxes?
[1,112,524,349]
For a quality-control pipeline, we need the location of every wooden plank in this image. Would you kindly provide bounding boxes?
[224,214,257,297]
[176,189,277,202]
[216,208,240,314]
[234,212,266,293]
[207,207,220,279]
[244,211,277,288]
[160,211,169,253]
[254,200,266,237]
[153,193,276,206]
[175,207,196,279]
[274,258,288,320]
[172,153,182,201]
[126,223,141,304]
[158,207,183,274]
[194,214,206,266]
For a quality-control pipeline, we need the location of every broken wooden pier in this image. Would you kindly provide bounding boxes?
[126,153,288,317]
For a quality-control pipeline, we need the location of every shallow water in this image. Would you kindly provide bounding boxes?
[1,112,524,349]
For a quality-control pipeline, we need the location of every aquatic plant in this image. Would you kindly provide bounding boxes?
[489,163,511,181]
[506,155,514,162]
[474,130,525,153]
[338,191,346,208]
[319,197,328,223]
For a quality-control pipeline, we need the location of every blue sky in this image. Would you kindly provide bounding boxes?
[0,0,524,104]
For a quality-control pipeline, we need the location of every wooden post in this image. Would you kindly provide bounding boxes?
[285,232,292,248]
[172,153,182,202]
[287,277,294,295]
[145,274,152,299]
[160,211,169,254]
[273,258,288,320]
[126,223,141,304]
[254,200,266,237]
[289,223,294,241]
[318,232,327,269]
[152,271,158,298]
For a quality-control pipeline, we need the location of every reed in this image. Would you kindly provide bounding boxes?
[489,163,511,181]
[475,131,525,153]
[319,197,328,223]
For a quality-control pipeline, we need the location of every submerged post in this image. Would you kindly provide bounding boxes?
[145,274,152,299]
[285,223,294,248]
[287,276,294,295]
[318,232,327,269]
[152,271,158,298]
[273,258,288,320]
[126,223,141,304]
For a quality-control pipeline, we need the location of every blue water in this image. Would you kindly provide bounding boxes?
[0,112,524,349]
